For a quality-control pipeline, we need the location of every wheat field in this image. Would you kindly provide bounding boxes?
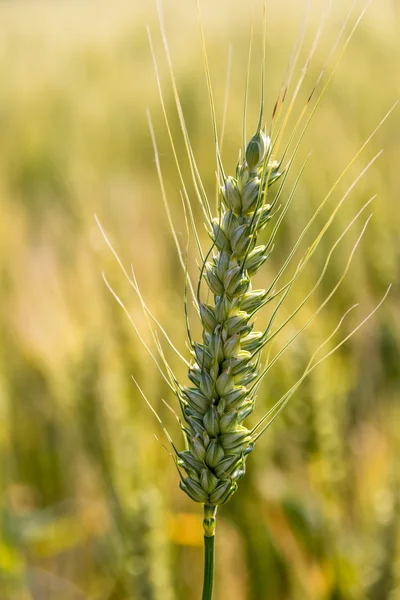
[0,1,399,599]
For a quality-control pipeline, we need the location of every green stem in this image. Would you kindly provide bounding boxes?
[202,504,217,600]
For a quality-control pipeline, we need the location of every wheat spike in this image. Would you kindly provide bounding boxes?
[177,129,281,508]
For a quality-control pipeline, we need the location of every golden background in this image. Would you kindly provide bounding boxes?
[0,1,399,599]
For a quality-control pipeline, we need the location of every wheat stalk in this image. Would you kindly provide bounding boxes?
[96,1,395,598]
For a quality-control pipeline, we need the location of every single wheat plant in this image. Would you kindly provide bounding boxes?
[97,1,395,598]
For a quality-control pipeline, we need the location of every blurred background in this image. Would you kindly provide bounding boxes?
[0,0,399,599]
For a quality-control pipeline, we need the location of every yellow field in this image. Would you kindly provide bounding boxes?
[0,1,399,599]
